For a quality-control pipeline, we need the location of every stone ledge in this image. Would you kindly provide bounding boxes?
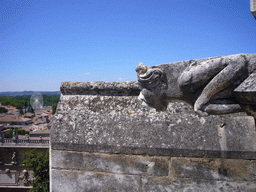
[170,157,256,181]
[51,150,169,176]
[51,143,256,160]
[142,177,256,192]
[60,81,140,96]
[51,169,141,192]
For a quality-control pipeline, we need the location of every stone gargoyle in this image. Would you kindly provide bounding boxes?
[136,54,256,118]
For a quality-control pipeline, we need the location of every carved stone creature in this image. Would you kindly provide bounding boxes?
[136,54,256,117]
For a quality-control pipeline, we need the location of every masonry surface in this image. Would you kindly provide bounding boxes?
[50,81,256,192]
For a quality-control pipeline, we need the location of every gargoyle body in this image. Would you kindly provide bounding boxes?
[136,54,256,117]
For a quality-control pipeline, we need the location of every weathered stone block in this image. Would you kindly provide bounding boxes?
[60,81,140,96]
[51,92,256,159]
[51,150,169,176]
[142,177,256,192]
[51,169,141,192]
[170,157,256,181]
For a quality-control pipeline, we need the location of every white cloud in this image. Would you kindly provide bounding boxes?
[83,72,90,75]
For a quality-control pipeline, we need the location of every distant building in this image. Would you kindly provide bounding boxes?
[0,130,49,191]
[0,146,48,191]
[24,113,35,119]
[29,129,50,139]
[0,117,32,127]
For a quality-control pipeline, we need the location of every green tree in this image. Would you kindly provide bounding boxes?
[17,129,27,135]
[52,104,57,114]
[4,129,28,138]
[4,129,13,138]
[0,95,60,109]
[0,106,8,113]
[24,101,28,113]
[23,149,49,192]
[17,103,23,110]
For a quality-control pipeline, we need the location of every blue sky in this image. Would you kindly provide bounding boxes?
[1,0,256,92]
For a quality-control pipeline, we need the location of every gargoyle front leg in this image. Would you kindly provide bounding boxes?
[194,54,247,115]
[204,104,242,115]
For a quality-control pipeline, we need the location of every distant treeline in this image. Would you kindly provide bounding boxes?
[0,91,60,97]
[0,95,60,113]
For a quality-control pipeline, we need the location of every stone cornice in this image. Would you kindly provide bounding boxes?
[60,81,140,96]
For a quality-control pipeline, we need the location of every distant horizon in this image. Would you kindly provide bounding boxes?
[0,90,61,97]
[0,90,60,92]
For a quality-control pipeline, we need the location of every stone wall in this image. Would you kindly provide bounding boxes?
[50,81,256,192]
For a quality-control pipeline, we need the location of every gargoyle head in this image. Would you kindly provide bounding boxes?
[136,62,168,111]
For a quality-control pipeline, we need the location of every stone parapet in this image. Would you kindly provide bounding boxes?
[52,92,256,159]
[51,81,256,191]
[60,81,140,96]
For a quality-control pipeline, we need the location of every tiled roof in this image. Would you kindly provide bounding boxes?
[0,116,32,123]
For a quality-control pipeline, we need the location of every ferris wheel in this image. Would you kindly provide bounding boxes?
[30,92,43,110]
